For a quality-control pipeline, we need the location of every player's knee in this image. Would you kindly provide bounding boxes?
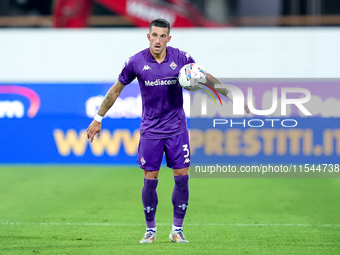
[173,167,189,176]
[144,170,159,179]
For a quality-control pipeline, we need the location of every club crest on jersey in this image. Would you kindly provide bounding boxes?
[141,157,146,165]
[170,61,177,70]
[142,65,151,71]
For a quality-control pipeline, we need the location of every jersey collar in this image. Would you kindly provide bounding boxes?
[148,47,169,63]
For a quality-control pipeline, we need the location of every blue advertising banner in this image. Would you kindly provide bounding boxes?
[190,117,339,164]
[188,79,340,177]
[1,80,339,166]
[0,83,144,164]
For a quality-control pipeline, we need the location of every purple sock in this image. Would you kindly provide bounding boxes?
[142,178,158,229]
[172,175,189,227]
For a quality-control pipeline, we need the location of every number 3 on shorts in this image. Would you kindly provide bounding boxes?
[183,144,189,158]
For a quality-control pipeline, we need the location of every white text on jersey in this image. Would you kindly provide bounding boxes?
[144,78,177,86]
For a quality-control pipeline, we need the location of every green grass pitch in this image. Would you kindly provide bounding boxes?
[0,165,339,254]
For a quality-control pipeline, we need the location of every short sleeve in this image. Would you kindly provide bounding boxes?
[181,51,195,65]
[118,57,137,86]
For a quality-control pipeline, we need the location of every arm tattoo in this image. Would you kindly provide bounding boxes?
[103,92,113,109]
[207,74,228,97]
[97,84,123,117]
[98,93,111,116]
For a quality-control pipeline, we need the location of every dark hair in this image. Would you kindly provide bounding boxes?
[149,19,171,34]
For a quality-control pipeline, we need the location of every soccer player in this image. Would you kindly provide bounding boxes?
[87,18,248,244]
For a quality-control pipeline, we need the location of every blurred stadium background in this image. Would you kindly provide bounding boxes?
[1,0,340,27]
[1,0,340,254]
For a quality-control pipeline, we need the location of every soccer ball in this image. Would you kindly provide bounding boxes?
[178,63,207,91]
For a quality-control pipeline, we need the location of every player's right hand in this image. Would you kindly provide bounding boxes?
[87,120,101,143]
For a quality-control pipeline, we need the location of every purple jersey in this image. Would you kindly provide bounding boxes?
[118,46,195,139]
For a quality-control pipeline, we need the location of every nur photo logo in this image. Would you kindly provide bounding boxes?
[215,84,312,116]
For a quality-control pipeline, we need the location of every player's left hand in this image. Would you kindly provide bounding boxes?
[244,103,250,114]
